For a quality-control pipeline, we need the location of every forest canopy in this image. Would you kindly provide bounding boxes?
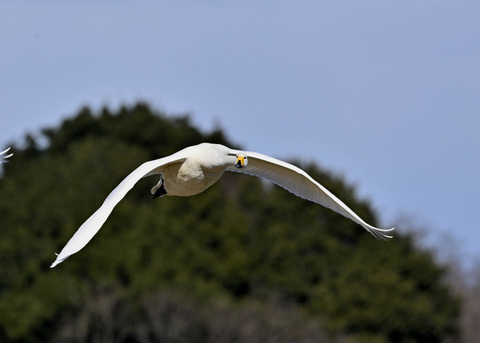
[0,103,458,342]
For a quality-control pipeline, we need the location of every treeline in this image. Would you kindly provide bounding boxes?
[0,103,459,342]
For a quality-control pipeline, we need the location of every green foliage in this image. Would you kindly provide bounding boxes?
[0,103,458,342]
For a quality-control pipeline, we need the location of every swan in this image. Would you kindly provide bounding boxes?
[0,147,13,163]
[50,143,394,268]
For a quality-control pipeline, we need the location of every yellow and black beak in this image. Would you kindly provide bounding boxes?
[235,155,247,168]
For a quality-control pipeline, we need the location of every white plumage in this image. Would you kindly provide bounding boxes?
[50,143,394,268]
[0,147,13,163]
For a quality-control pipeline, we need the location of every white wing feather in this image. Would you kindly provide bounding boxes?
[227,150,394,239]
[0,147,13,163]
[50,153,187,268]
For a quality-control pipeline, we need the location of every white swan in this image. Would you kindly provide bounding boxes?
[0,147,13,163]
[50,143,394,268]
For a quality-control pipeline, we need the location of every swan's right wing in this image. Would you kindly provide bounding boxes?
[50,153,187,268]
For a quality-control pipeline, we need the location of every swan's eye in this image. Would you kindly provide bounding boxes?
[235,155,248,168]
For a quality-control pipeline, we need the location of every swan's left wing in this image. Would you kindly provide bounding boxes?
[227,150,394,239]
[50,153,187,268]
[0,147,13,163]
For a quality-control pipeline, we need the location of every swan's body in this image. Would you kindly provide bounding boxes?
[50,143,394,268]
[151,144,231,197]
[0,147,13,163]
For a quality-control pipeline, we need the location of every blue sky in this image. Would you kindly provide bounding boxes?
[1,1,479,267]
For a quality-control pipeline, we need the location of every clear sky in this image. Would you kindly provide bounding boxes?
[1,1,479,267]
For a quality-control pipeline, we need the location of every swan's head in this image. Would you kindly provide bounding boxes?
[235,154,248,168]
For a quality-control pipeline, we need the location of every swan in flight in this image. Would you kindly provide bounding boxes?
[50,143,394,268]
[0,147,13,163]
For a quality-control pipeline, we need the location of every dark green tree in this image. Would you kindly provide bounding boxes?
[0,103,458,342]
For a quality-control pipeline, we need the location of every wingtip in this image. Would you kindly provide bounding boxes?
[0,147,11,154]
[369,226,395,241]
[50,254,64,268]
[1,147,13,158]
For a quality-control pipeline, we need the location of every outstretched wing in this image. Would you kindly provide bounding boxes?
[50,153,187,268]
[227,150,394,239]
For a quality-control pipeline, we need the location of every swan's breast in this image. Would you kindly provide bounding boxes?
[162,158,226,196]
